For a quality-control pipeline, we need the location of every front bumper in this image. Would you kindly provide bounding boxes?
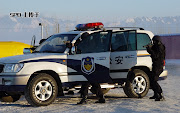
[0,85,26,92]
[0,74,29,92]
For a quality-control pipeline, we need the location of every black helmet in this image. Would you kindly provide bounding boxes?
[152,35,161,41]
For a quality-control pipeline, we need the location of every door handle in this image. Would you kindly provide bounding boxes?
[125,55,135,58]
[97,57,106,60]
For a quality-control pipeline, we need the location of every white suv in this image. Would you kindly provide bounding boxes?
[0,22,167,106]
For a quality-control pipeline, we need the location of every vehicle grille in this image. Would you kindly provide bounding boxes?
[0,64,4,73]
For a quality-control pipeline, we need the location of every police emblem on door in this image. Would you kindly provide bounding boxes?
[81,57,95,75]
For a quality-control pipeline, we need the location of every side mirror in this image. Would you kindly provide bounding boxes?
[71,46,76,55]
[30,46,37,51]
[23,48,31,54]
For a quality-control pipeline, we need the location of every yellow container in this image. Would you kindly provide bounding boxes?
[0,41,30,58]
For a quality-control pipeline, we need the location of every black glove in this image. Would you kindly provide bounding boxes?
[146,45,153,54]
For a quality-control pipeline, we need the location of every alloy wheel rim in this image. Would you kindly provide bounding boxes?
[35,80,52,101]
[132,75,146,94]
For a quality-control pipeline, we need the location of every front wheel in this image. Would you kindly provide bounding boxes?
[25,73,58,106]
[123,69,150,98]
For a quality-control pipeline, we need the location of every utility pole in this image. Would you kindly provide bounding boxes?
[39,23,43,39]
[58,24,59,33]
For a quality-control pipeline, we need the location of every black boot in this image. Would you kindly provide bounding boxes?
[95,98,105,103]
[77,96,87,105]
[95,95,105,103]
[149,93,158,99]
[155,93,165,101]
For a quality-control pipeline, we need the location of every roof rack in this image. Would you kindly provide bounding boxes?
[105,27,144,30]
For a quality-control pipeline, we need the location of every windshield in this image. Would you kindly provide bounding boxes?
[35,34,77,53]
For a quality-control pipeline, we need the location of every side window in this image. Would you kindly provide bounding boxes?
[111,31,136,52]
[137,33,151,50]
[111,32,128,51]
[128,31,136,51]
[76,32,111,54]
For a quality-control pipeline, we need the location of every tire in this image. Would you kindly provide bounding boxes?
[123,69,150,98]
[25,73,58,106]
[90,88,110,94]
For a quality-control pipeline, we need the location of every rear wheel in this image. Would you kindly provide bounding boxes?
[123,69,150,98]
[25,73,58,106]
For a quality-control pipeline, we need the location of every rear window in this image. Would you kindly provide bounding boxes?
[137,33,151,50]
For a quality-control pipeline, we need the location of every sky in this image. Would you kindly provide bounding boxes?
[1,0,180,20]
[0,0,180,44]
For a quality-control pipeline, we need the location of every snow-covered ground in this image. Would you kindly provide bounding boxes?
[0,60,180,113]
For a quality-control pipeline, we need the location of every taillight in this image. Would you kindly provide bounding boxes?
[163,60,165,66]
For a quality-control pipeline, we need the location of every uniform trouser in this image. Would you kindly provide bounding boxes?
[80,82,104,99]
[150,66,163,95]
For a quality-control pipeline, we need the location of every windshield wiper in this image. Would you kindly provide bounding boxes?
[32,51,53,53]
[32,51,39,53]
[41,51,61,53]
[32,50,63,53]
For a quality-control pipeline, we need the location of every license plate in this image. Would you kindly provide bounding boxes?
[0,78,2,85]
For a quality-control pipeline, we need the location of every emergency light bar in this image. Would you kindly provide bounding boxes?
[75,22,104,31]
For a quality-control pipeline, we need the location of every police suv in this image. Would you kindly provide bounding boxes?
[0,22,167,106]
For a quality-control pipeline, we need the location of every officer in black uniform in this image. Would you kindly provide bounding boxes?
[75,32,112,104]
[77,82,105,104]
[146,35,166,101]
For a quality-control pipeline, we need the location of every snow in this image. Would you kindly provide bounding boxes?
[10,17,18,23]
[126,18,135,23]
[0,59,180,113]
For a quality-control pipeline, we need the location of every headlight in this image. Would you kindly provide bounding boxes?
[3,63,24,73]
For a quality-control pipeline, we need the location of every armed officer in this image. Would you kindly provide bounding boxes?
[75,32,112,104]
[146,35,166,101]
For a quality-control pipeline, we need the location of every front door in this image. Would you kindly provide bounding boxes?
[67,31,112,83]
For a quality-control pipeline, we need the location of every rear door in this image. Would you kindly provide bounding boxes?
[67,31,112,83]
[110,30,137,79]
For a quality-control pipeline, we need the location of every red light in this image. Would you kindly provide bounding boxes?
[75,22,104,30]
[163,60,165,66]
[85,22,104,28]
